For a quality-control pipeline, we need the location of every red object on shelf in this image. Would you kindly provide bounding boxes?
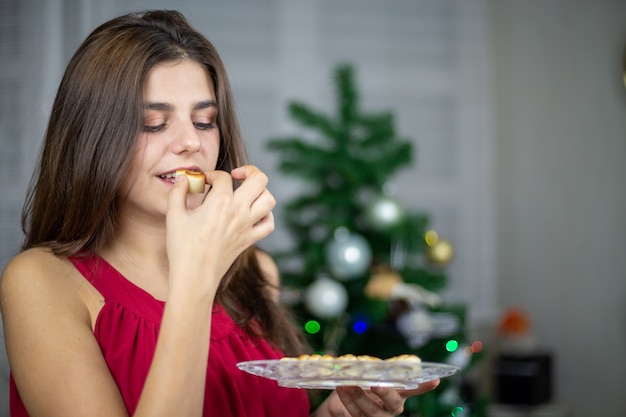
[498,307,531,336]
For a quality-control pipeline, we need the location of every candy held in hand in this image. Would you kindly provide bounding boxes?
[176,170,206,193]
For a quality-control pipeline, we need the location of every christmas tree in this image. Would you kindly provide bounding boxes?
[267,64,486,417]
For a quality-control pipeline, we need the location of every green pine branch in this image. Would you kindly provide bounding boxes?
[267,64,413,193]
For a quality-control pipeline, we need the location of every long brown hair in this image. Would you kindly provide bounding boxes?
[21,10,305,356]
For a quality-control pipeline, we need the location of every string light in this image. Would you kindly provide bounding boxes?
[451,406,464,416]
[471,340,483,353]
[305,320,321,334]
[353,320,367,334]
[445,339,459,352]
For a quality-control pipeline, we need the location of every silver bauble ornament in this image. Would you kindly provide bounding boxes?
[325,228,372,280]
[303,276,348,319]
[446,345,471,369]
[364,195,406,231]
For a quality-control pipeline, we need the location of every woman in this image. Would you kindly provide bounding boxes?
[0,10,438,417]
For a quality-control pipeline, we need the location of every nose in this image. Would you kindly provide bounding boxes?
[171,121,201,154]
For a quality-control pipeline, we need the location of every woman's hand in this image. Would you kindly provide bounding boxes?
[165,165,275,296]
[313,380,440,417]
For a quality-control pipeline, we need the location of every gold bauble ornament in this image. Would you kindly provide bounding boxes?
[364,265,402,300]
[424,230,454,266]
[426,239,454,265]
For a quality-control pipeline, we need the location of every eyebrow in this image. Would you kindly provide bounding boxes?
[144,100,217,111]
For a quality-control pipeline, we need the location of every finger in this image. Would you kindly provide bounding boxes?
[203,170,235,197]
[167,173,189,212]
[251,211,275,241]
[230,164,259,181]
[369,387,404,415]
[232,166,269,197]
[335,387,362,416]
[230,165,256,191]
[336,387,384,417]
[249,189,276,220]
[398,379,440,398]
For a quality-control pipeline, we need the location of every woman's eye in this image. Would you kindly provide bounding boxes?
[195,122,216,131]
[143,124,165,133]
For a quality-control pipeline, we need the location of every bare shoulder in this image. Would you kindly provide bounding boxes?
[0,247,90,321]
[2,247,73,297]
[2,246,67,276]
[1,248,127,416]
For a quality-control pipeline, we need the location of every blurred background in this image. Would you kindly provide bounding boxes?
[0,0,624,416]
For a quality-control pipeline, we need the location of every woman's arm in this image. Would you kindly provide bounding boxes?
[1,167,275,417]
[143,167,277,416]
[1,247,218,417]
[1,249,132,417]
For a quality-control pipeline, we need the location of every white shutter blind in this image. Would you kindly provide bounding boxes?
[101,0,496,321]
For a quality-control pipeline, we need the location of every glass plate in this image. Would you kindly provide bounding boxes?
[237,359,460,390]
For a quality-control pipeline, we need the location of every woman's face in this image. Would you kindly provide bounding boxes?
[119,59,220,220]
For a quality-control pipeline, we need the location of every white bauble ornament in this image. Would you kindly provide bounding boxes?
[446,345,471,369]
[396,309,434,348]
[396,308,460,348]
[439,387,462,406]
[364,194,406,231]
[304,276,348,319]
[325,228,372,280]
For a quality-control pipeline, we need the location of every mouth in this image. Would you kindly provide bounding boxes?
[158,172,178,184]
[157,167,203,185]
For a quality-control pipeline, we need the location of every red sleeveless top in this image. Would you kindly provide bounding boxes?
[9,254,309,416]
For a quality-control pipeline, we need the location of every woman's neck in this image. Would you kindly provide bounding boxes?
[99,216,171,299]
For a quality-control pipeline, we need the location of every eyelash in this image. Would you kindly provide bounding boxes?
[195,122,216,131]
[142,122,216,133]
[143,125,164,133]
